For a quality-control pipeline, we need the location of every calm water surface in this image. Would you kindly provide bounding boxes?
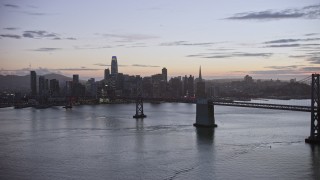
[0,101,319,180]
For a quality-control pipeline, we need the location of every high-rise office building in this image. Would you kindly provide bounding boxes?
[187,75,194,97]
[30,71,37,96]
[73,74,79,84]
[111,56,118,75]
[39,76,45,96]
[162,67,167,82]
[104,68,110,80]
[49,79,60,96]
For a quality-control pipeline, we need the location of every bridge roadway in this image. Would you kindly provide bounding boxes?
[211,100,313,112]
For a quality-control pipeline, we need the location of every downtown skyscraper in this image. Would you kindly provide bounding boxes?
[111,56,118,75]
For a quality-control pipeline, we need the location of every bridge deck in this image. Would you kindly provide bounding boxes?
[212,101,313,112]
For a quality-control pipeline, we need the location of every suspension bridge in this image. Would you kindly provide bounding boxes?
[133,73,320,145]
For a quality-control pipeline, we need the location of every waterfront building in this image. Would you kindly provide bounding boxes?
[39,76,45,96]
[30,71,37,96]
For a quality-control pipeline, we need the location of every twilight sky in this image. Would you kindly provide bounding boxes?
[0,0,319,80]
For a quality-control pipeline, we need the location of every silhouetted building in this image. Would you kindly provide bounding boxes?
[73,74,79,84]
[187,75,194,97]
[169,76,182,98]
[39,76,45,96]
[196,66,205,98]
[104,68,110,80]
[183,75,188,96]
[30,71,37,96]
[162,67,167,82]
[111,56,118,75]
[87,78,97,97]
[49,79,60,97]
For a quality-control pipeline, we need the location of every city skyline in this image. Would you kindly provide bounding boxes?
[0,0,319,80]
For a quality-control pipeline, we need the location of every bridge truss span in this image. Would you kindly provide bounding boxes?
[212,101,312,112]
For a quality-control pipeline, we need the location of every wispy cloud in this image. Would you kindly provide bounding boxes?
[32,48,62,52]
[305,33,319,36]
[187,52,273,59]
[74,45,112,50]
[301,66,320,71]
[3,27,19,31]
[264,38,320,44]
[132,64,160,67]
[160,41,219,47]
[93,63,128,67]
[226,4,320,20]
[307,56,320,64]
[98,33,158,42]
[0,34,21,39]
[55,68,102,71]
[21,30,76,40]
[23,30,58,39]
[265,44,301,48]
[3,4,19,8]
[289,55,309,58]
[265,65,302,70]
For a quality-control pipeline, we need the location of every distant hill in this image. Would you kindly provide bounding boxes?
[0,73,72,92]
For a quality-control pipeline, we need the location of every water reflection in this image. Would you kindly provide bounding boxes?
[196,127,215,144]
[310,145,320,179]
[135,119,144,131]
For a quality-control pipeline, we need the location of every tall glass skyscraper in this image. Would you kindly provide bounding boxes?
[30,71,37,96]
[111,56,118,75]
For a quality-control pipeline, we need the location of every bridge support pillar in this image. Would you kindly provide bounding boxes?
[194,98,217,128]
[133,78,146,119]
[306,73,320,144]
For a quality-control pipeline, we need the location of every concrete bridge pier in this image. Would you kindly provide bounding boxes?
[194,98,217,128]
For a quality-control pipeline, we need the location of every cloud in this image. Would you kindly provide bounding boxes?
[265,65,301,70]
[225,4,320,20]
[3,27,19,31]
[0,34,21,39]
[264,38,320,44]
[249,69,303,75]
[74,45,112,50]
[21,30,76,40]
[66,37,76,40]
[99,33,158,42]
[93,63,109,66]
[93,63,128,67]
[301,67,320,71]
[4,4,19,8]
[32,48,62,52]
[289,55,309,58]
[23,30,58,39]
[265,44,301,48]
[132,64,160,67]
[55,68,102,71]
[188,52,273,59]
[160,41,219,47]
[23,12,48,16]
[307,56,320,64]
[305,33,319,36]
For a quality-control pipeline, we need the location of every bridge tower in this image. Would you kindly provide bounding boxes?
[306,73,320,144]
[193,66,217,128]
[133,77,146,118]
[193,99,217,128]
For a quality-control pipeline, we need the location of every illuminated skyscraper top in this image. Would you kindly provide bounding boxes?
[111,56,118,75]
